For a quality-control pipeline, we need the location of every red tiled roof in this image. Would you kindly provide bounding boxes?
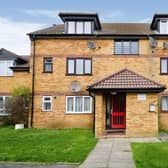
[88,69,165,91]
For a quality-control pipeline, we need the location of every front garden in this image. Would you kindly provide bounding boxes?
[0,126,97,164]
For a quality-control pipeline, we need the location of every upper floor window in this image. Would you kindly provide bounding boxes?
[160,58,168,74]
[159,20,168,34]
[0,96,10,116]
[0,61,13,76]
[66,21,92,34]
[114,40,139,55]
[43,57,53,73]
[67,58,92,75]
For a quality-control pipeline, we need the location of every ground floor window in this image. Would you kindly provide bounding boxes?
[66,96,92,113]
[42,96,52,112]
[0,96,10,116]
[161,96,168,111]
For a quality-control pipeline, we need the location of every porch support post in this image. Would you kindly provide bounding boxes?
[95,94,105,137]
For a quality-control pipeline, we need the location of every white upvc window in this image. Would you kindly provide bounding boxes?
[161,96,168,111]
[0,96,10,116]
[66,96,92,113]
[159,20,168,34]
[67,21,75,34]
[42,96,52,112]
[67,21,92,34]
[0,60,13,76]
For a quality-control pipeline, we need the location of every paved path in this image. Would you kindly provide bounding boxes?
[0,163,77,168]
[79,137,160,168]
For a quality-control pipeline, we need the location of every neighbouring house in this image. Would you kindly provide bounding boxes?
[2,12,168,138]
[0,48,30,122]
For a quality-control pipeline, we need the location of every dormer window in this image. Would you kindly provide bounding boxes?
[66,21,92,34]
[59,12,101,35]
[151,14,168,34]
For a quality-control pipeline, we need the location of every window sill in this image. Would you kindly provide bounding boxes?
[114,54,139,56]
[66,74,92,76]
[42,71,53,73]
[0,114,10,116]
[41,110,52,112]
[65,112,92,114]
[160,73,168,75]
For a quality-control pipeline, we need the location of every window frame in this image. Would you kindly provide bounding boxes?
[66,96,92,114]
[66,21,93,34]
[114,40,139,55]
[0,60,13,77]
[160,58,168,75]
[66,58,92,76]
[0,96,11,116]
[42,96,52,112]
[43,57,53,73]
[161,96,168,112]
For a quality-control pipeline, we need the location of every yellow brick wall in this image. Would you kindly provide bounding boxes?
[0,71,31,94]
[126,93,158,137]
[31,38,168,133]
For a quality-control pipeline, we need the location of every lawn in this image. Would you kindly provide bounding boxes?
[132,142,168,168]
[0,126,97,163]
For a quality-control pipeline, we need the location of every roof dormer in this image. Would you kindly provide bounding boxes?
[151,14,168,34]
[59,12,101,34]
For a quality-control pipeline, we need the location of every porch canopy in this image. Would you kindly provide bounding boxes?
[87,69,166,93]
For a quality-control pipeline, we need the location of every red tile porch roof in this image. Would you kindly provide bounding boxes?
[88,69,165,92]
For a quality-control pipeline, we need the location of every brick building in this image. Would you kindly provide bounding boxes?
[2,12,168,137]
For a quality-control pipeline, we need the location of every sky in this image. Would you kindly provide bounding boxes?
[1,0,168,55]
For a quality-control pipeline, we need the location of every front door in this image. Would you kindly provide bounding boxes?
[111,93,126,129]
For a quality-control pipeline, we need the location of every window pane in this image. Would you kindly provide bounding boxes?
[161,59,167,73]
[44,102,51,110]
[162,96,168,111]
[123,41,130,54]
[44,97,51,101]
[84,22,91,34]
[44,64,52,72]
[115,42,122,54]
[160,21,167,34]
[76,59,84,74]
[67,97,73,112]
[68,21,75,34]
[84,97,90,112]
[75,97,82,112]
[68,60,74,74]
[45,58,52,63]
[7,61,13,76]
[85,60,91,74]
[131,41,139,54]
[0,97,3,109]
[76,22,83,34]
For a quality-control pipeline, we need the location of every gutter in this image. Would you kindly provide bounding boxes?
[30,34,36,128]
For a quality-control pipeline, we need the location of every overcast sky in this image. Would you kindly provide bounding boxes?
[1,0,168,55]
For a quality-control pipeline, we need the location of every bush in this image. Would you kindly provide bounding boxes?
[5,86,31,126]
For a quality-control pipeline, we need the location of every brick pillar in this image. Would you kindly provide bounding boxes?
[95,94,105,137]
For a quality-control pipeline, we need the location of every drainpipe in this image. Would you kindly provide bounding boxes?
[30,34,36,128]
[89,91,96,135]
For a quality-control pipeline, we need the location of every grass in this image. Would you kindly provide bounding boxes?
[160,129,168,134]
[132,142,168,168]
[0,126,97,163]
